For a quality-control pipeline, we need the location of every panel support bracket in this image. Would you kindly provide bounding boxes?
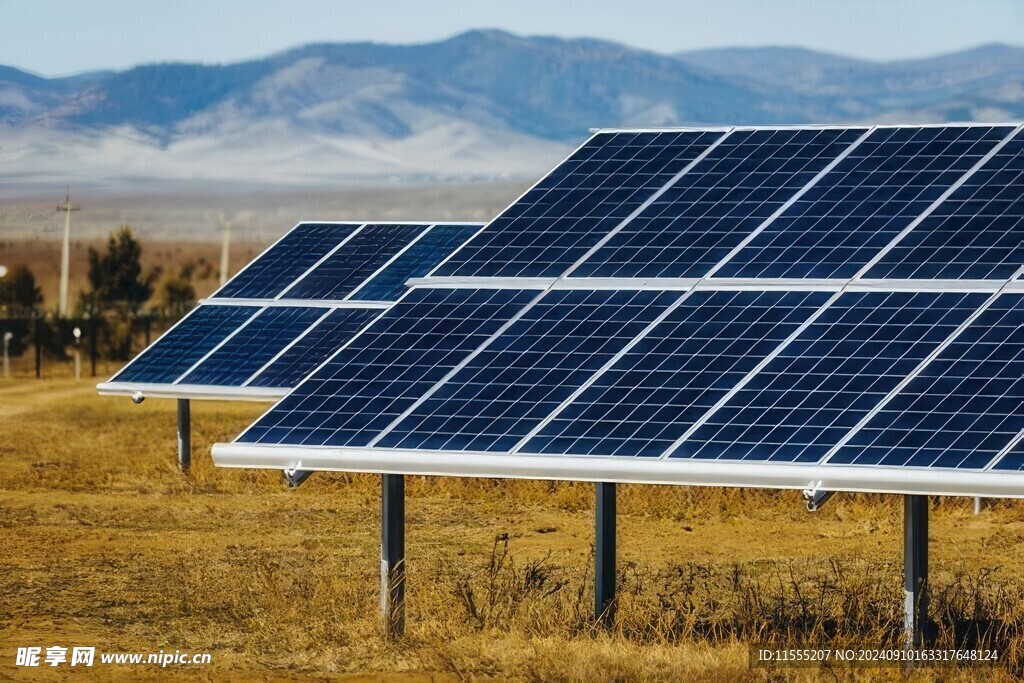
[381,473,406,638]
[802,481,836,512]
[282,468,314,488]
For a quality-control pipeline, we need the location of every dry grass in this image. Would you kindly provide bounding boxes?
[2,377,1024,681]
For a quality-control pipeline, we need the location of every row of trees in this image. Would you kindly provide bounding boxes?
[3,227,205,362]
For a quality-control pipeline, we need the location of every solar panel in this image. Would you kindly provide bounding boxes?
[99,222,481,401]
[246,307,382,389]
[377,290,681,452]
[281,224,428,301]
[350,224,480,301]
[212,124,1024,499]
[865,132,1024,280]
[673,291,987,463]
[571,128,867,278]
[111,305,256,384]
[177,306,327,386]
[434,131,726,278]
[237,288,538,447]
[831,293,1024,469]
[216,224,357,299]
[521,290,832,457]
[716,126,1014,279]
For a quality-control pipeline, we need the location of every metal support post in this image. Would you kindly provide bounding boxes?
[904,494,929,649]
[596,481,616,625]
[381,474,405,637]
[177,399,191,472]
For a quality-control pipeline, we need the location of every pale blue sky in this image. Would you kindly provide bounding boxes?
[2,0,1023,76]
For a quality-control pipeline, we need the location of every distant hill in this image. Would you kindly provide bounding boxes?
[2,31,1022,187]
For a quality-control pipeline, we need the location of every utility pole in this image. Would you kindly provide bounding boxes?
[219,214,231,288]
[56,188,80,318]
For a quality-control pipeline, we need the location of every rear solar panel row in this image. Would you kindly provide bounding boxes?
[437,125,1021,281]
[113,304,381,388]
[237,287,1024,471]
[108,222,480,390]
[220,222,478,302]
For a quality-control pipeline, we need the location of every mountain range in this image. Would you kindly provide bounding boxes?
[2,30,1023,188]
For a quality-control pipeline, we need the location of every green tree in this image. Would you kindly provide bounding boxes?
[156,266,197,318]
[0,265,43,315]
[85,227,157,316]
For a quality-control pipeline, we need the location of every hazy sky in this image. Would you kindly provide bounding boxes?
[3,0,1023,76]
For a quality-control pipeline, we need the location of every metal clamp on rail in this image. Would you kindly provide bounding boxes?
[802,481,836,512]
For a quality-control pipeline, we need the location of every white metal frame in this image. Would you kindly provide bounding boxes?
[210,443,1024,498]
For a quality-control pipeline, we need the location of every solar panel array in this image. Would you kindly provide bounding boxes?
[100,222,480,399]
[216,124,1024,494]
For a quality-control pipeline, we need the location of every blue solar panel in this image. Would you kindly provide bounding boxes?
[434,131,726,278]
[350,224,480,301]
[522,290,831,457]
[282,224,426,300]
[832,294,1024,469]
[673,291,988,462]
[247,307,382,388]
[237,288,538,447]
[572,128,866,278]
[377,290,682,452]
[717,126,1014,279]
[112,306,256,384]
[215,223,357,299]
[865,133,1024,280]
[993,435,1024,471]
[179,307,326,386]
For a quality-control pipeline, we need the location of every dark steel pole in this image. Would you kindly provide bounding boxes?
[904,494,929,649]
[596,481,616,625]
[177,399,191,472]
[381,473,406,637]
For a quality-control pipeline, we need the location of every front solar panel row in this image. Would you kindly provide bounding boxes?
[572,127,867,279]
[715,125,1014,279]
[835,293,1024,470]
[435,130,725,278]
[676,291,987,463]
[378,289,682,452]
[237,288,540,447]
[865,135,1024,280]
[521,289,832,457]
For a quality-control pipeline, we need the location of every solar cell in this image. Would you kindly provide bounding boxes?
[377,289,682,452]
[281,224,426,300]
[178,306,327,386]
[247,307,382,388]
[717,126,1014,279]
[831,293,1024,469]
[673,291,987,462]
[215,223,357,299]
[521,290,831,457]
[350,224,480,301]
[434,130,725,278]
[572,128,867,278]
[111,306,256,384]
[237,288,538,447]
[865,131,1024,280]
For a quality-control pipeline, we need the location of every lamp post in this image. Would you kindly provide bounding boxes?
[3,331,12,379]
[72,326,82,381]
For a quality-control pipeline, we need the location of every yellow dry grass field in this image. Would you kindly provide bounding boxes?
[2,374,1024,681]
